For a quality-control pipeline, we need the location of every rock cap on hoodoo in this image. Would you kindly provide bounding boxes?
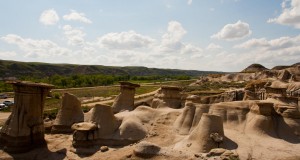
[7,81,54,88]
[119,81,140,88]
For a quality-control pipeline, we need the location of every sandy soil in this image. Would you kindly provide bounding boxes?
[1,107,299,160]
[84,89,159,107]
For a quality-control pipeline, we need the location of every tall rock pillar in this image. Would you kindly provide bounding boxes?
[0,81,54,153]
[112,81,140,113]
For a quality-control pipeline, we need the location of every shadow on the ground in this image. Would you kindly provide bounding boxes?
[0,147,67,160]
[73,145,101,158]
[224,136,238,150]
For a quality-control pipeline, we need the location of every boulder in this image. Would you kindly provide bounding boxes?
[133,141,161,158]
[52,93,84,133]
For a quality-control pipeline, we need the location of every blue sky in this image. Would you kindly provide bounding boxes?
[0,0,300,72]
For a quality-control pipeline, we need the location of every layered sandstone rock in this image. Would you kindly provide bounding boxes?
[199,90,245,104]
[112,82,140,113]
[72,105,152,147]
[173,95,210,135]
[175,114,224,152]
[151,86,182,109]
[244,102,279,138]
[0,81,53,153]
[52,93,84,133]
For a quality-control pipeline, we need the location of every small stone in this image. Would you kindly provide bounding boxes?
[126,154,132,158]
[221,150,233,157]
[194,153,200,157]
[44,118,51,122]
[207,148,226,157]
[186,143,192,147]
[210,133,223,143]
[100,146,109,152]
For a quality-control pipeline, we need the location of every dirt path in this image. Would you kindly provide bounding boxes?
[0,112,10,125]
[0,112,10,120]
[83,89,159,107]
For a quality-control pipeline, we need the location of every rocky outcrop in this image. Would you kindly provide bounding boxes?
[133,141,161,158]
[241,63,269,73]
[174,95,210,135]
[199,90,245,104]
[0,81,53,153]
[199,64,300,83]
[72,105,153,147]
[175,114,224,153]
[112,82,140,113]
[51,93,84,133]
[151,86,182,109]
[245,102,278,137]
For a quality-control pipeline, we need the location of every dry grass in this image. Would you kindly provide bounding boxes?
[44,85,160,111]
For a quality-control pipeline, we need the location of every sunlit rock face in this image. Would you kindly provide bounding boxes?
[51,93,84,133]
[0,81,53,153]
[151,86,183,109]
[112,82,140,113]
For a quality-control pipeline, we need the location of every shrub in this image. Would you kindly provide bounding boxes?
[54,93,60,99]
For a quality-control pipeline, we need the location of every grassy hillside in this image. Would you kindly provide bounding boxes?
[0,59,221,78]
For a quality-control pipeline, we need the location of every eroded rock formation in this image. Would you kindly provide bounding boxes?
[175,113,224,152]
[72,104,154,147]
[151,86,182,109]
[112,82,140,113]
[52,93,84,133]
[0,81,53,153]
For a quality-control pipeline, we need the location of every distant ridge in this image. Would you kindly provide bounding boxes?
[0,59,221,78]
[272,62,300,70]
[292,62,300,67]
[241,63,268,73]
[271,65,290,70]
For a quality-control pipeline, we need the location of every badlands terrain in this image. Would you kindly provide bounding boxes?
[0,63,300,160]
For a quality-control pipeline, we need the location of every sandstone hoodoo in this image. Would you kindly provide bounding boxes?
[0,81,54,153]
[111,81,140,113]
[173,95,210,135]
[151,86,182,109]
[72,104,149,147]
[52,93,84,133]
[175,113,224,153]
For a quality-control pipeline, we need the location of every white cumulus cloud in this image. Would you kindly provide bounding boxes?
[234,38,269,49]
[211,20,252,40]
[233,34,300,68]
[235,36,299,50]
[63,10,92,24]
[206,43,222,50]
[39,9,59,25]
[0,51,16,58]
[160,21,187,52]
[98,30,155,50]
[1,34,70,58]
[63,25,86,46]
[268,0,300,29]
